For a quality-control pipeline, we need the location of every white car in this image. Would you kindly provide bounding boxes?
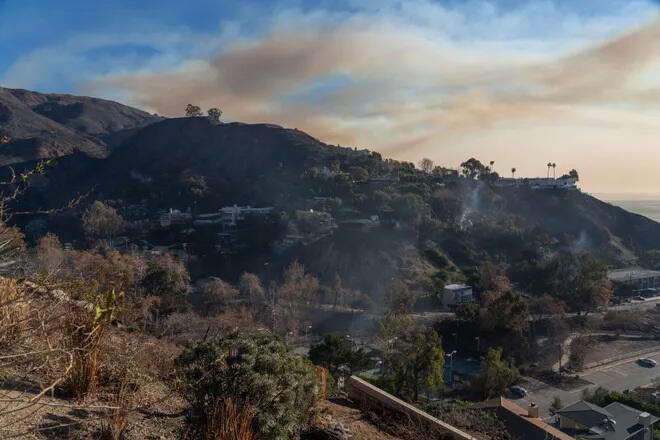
[638,358,657,368]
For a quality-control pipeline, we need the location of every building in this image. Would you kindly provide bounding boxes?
[195,205,274,227]
[159,209,192,228]
[475,397,575,440]
[608,268,660,290]
[557,400,658,440]
[495,177,577,189]
[439,284,473,309]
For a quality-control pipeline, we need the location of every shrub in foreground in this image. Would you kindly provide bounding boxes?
[177,332,318,440]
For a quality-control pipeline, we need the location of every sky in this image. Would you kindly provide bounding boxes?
[2,0,660,194]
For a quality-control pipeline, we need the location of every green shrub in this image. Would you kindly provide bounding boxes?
[177,332,318,440]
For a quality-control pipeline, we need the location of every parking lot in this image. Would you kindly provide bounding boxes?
[517,351,660,418]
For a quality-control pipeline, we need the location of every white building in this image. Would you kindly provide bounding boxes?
[495,177,577,189]
[195,205,274,227]
[440,284,474,309]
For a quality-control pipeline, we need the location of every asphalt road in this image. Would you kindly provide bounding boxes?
[516,351,660,418]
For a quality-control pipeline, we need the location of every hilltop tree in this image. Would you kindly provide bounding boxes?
[461,158,485,179]
[207,107,222,123]
[561,169,580,181]
[82,201,124,243]
[418,158,434,174]
[185,104,203,117]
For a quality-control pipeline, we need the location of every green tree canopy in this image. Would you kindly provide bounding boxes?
[308,334,368,379]
[185,104,202,117]
[475,347,520,398]
[377,313,445,402]
[177,332,318,440]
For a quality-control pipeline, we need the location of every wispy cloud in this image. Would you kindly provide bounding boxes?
[4,0,660,192]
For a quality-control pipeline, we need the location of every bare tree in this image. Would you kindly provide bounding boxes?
[418,158,434,174]
[82,201,124,245]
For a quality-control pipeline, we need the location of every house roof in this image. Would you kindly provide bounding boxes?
[557,400,614,428]
[557,400,659,440]
[475,397,575,440]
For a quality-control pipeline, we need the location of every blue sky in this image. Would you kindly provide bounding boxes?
[2,0,657,93]
[1,0,660,192]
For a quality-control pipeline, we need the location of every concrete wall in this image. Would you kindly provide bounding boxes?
[345,376,477,440]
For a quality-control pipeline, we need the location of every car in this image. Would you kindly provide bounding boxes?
[510,386,527,398]
[638,358,657,368]
[634,296,647,301]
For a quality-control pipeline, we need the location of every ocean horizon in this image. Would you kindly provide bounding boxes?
[594,193,660,223]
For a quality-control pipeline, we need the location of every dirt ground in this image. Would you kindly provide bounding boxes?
[583,337,660,365]
[313,398,403,440]
[0,381,186,439]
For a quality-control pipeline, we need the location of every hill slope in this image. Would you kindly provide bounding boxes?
[0,87,160,165]
[6,88,660,288]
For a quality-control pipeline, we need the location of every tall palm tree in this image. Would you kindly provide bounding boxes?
[552,163,557,178]
[547,162,552,178]
[511,167,516,178]
[489,160,495,172]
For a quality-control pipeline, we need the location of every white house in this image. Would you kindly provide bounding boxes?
[440,284,474,309]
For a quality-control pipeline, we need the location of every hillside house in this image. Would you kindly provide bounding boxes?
[556,400,657,440]
[495,177,577,189]
[159,209,192,228]
[476,397,575,440]
[195,205,274,227]
[439,284,473,309]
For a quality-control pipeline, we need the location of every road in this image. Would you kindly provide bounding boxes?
[517,351,660,418]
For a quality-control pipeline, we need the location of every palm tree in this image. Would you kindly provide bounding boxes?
[547,162,552,178]
[552,163,557,179]
[489,161,495,172]
[511,167,516,179]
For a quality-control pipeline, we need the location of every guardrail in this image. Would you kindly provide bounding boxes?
[345,376,477,440]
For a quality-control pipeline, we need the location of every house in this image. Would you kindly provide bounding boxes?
[495,177,577,190]
[475,397,575,440]
[440,284,473,309]
[608,268,660,291]
[556,400,658,440]
[159,209,192,227]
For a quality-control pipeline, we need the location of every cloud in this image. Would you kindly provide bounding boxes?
[67,2,660,192]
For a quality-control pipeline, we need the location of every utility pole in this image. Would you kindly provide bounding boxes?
[447,350,457,388]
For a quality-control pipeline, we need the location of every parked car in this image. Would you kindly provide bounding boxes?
[510,386,527,398]
[638,358,657,368]
[634,296,647,301]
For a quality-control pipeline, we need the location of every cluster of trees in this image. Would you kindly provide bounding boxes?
[184,104,223,123]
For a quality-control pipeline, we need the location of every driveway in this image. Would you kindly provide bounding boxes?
[515,351,660,418]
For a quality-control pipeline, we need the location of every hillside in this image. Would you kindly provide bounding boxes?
[6,88,660,293]
[0,87,160,165]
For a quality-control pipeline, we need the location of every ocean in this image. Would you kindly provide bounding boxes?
[594,194,660,223]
